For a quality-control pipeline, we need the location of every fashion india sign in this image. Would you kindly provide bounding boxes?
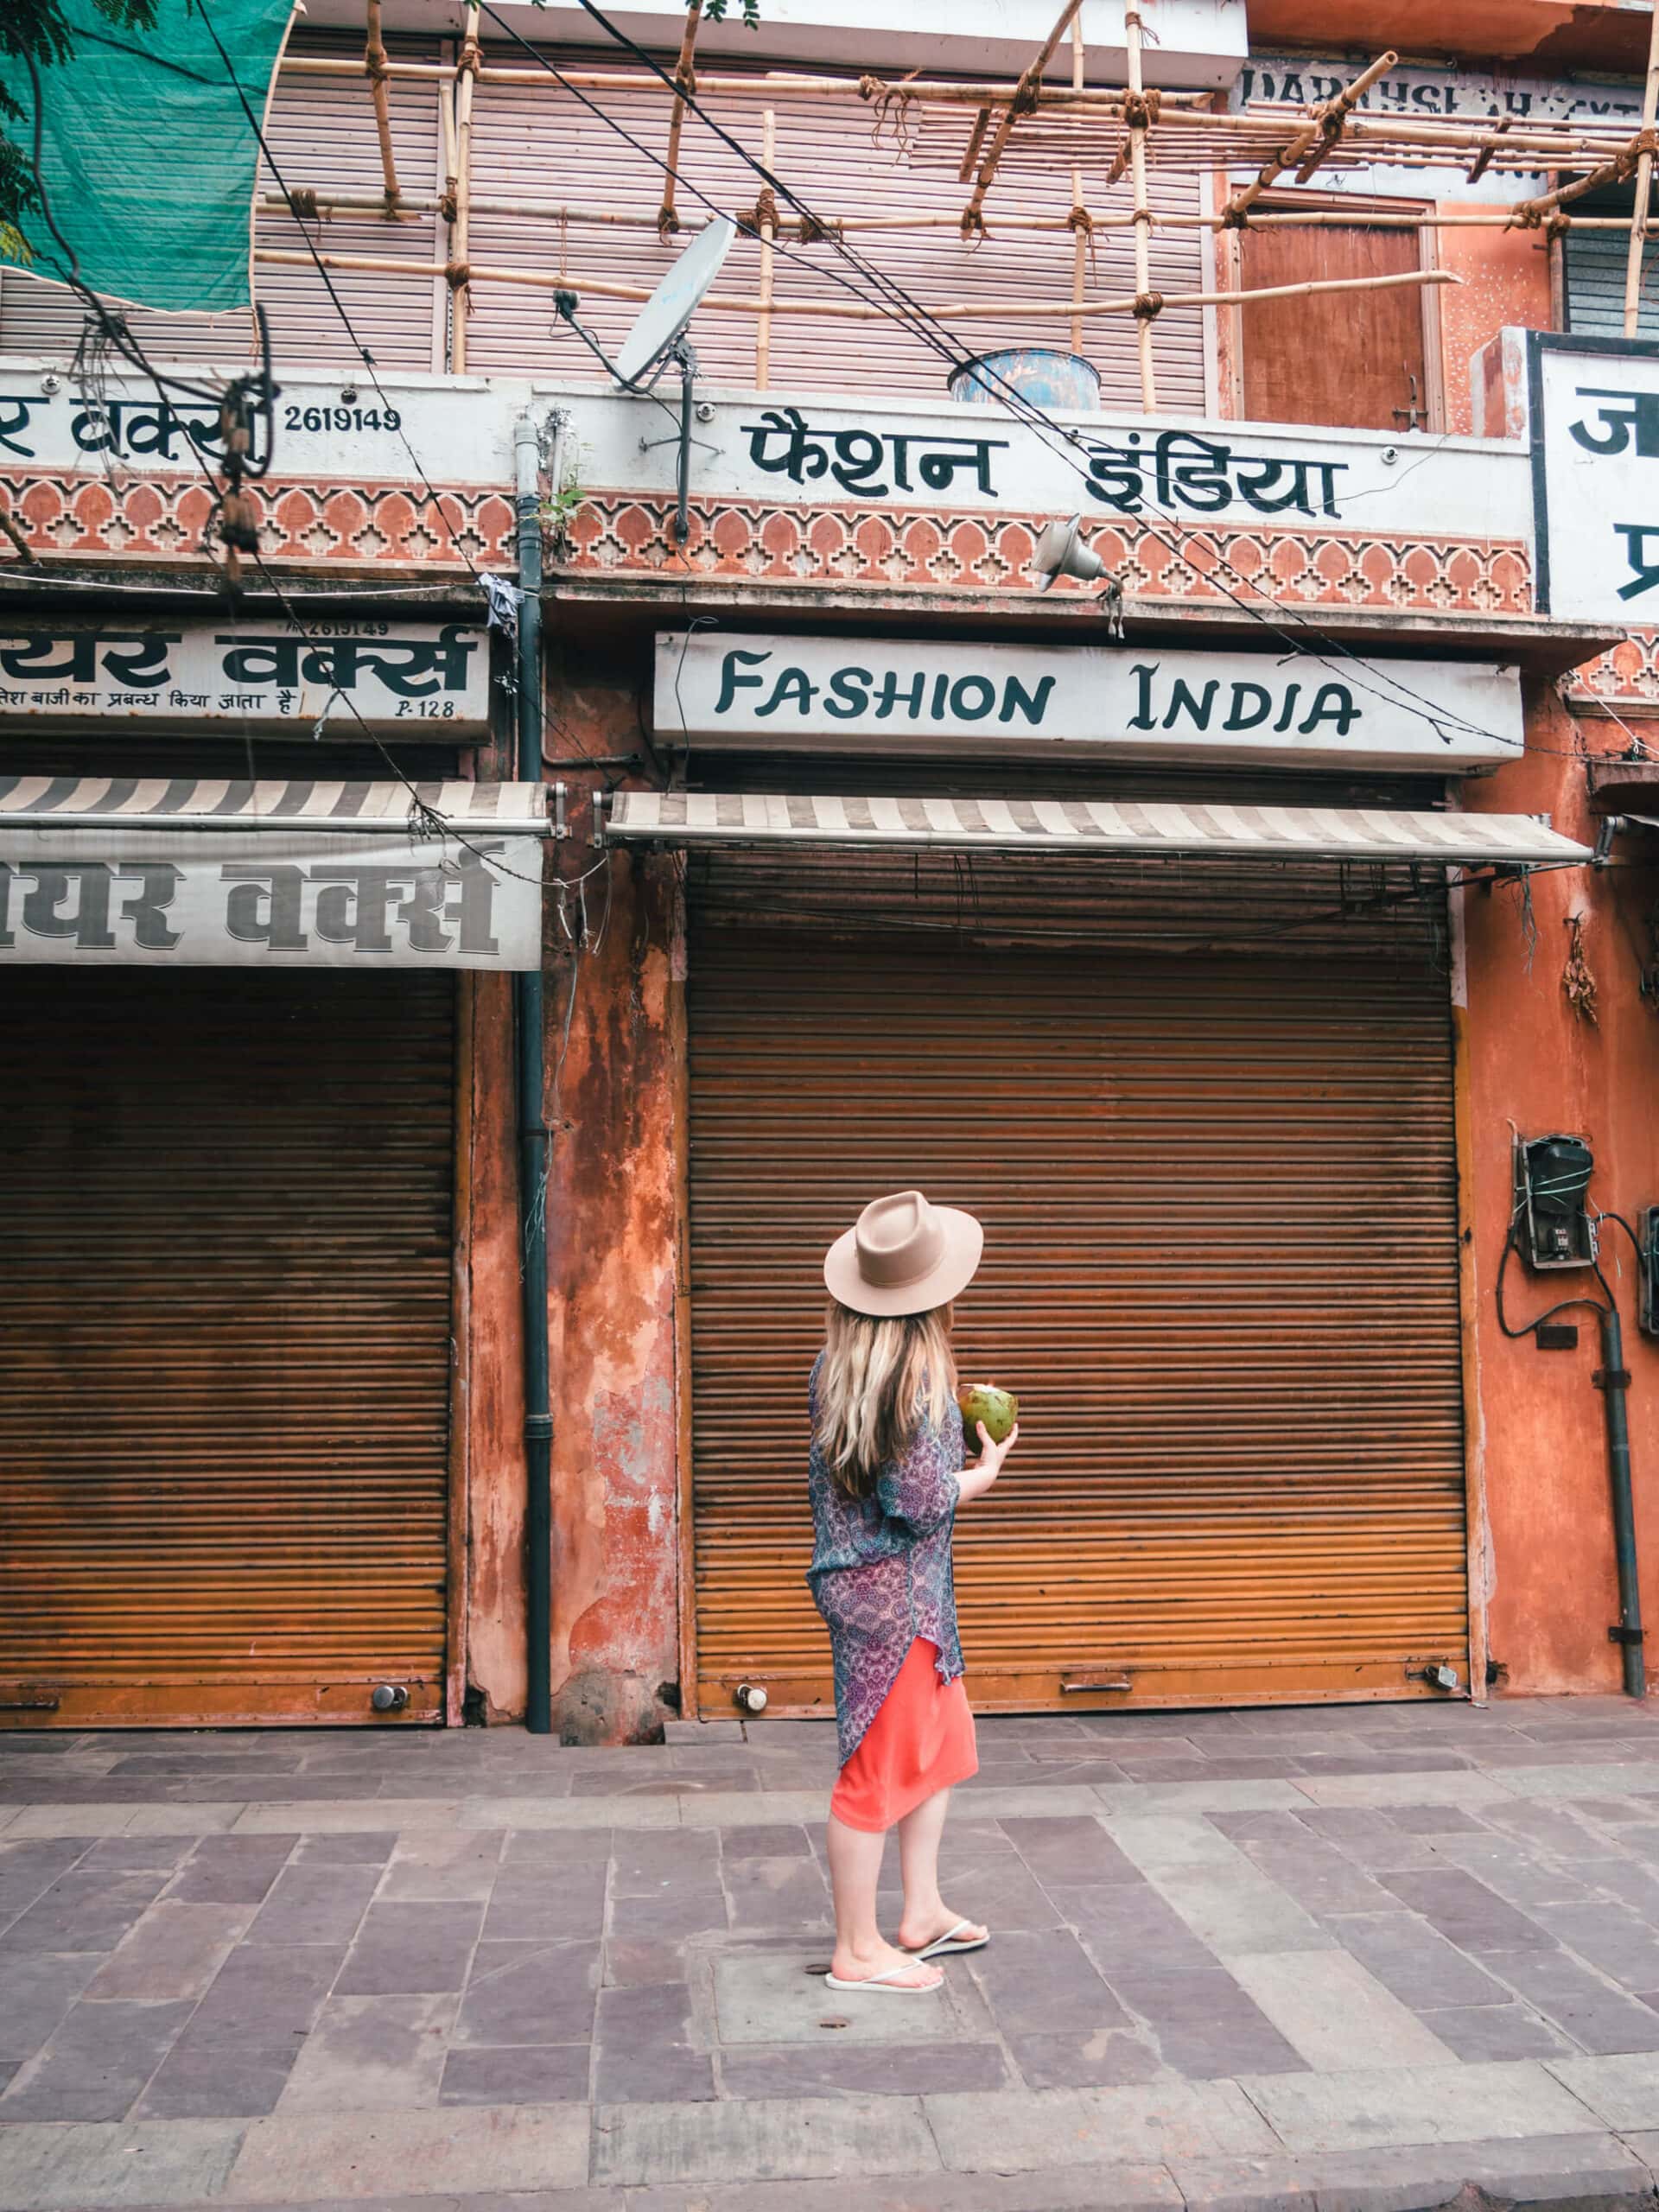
[654,634,1524,772]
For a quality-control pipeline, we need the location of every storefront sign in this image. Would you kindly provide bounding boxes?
[557,389,1529,543]
[1533,335,1659,623]
[654,632,1524,770]
[0,368,516,484]
[0,830,543,968]
[0,620,490,733]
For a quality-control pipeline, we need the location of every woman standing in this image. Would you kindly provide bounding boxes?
[809,1189,1019,1995]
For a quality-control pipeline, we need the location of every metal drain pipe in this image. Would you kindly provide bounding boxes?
[1597,1304,1646,1699]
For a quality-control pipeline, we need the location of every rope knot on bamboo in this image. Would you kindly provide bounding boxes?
[1132,289,1164,321]
[1067,205,1094,238]
[960,207,988,241]
[1122,88,1161,130]
[289,186,321,223]
[1219,202,1253,229]
[796,210,839,246]
[741,187,779,236]
[444,260,471,290]
[657,206,682,239]
[457,35,481,74]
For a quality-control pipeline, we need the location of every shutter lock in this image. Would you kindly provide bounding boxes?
[371,1684,410,1713]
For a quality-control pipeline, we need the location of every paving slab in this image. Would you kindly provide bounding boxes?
[1170,2132,1658,2212]
[1237,2057,1605,2152]
[226,2103,590,2199]
[1546,2051,1659,2131]
[1224,1951,1456,2072]
[0,2116,245,2210]
[925,2078,1279,2171]
[593,2092,939,2185]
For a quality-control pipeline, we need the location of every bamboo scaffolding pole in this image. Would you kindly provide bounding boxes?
[1626,1,1659,335]
[254,251,1454,323]
[1223,49,1397,224]
[1123,2,1156,412]
[363,0,402,211]
[257,188,1656,240]
[658,1,704,236]
[962,0,1086,235]
[449,1,480,372]
[1069,14,1086,357]
[756,107,777,387]
[1510,128,1658,229]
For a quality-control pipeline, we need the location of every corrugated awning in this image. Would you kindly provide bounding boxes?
[0,778,551,836]
[0,779,549,972]
[601,791,1592,868]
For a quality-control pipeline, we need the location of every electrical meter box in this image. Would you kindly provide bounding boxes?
[1516,1135,1597,1270]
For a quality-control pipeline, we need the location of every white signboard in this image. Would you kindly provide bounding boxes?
[654,632,1524,771]
[0,366,522,486]
[1533,336,1659,622]
[0,830,543,969]
[0,620,490,733]
[557,388,1529,542]
[0,357,1531,552]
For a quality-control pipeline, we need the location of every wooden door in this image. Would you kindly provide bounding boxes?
[1236,219,1432,432]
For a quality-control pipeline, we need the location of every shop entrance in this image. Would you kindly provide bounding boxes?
[684,900,1470,1717]
[0,969,458,1728]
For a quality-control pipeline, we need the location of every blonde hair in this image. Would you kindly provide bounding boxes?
[815,1299,957,1500]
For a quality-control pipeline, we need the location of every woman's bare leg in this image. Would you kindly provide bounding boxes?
[893,1789,988,1954]
[825,1814,941,1987]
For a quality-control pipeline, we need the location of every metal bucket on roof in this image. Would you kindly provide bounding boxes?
[948,347,1101,413]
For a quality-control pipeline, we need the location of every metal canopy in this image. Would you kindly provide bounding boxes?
[0,779,551,836]
[601,791,1593,868]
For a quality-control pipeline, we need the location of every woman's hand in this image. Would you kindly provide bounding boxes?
[957,1421,1019,1504]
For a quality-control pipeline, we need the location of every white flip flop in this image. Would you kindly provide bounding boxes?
[823,1962,944,1993]
[910,1918,989,1961]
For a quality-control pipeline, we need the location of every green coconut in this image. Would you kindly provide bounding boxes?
[957,1382,1018,1447]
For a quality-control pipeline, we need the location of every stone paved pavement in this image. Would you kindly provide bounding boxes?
[2,1697,1659,2212]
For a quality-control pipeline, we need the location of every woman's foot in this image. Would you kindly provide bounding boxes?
[828,1936,943,1990]
[896,1905,988,1955]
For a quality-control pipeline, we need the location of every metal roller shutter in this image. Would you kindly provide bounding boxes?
[686,868,1468,1718]
[1565,188,1659,342]
[0,969,456,1729]
[468,45,1208,411]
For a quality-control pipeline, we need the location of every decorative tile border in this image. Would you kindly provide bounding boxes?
[1567,630,1659,712]
[0,471,517,569]
[561,494,1534,617]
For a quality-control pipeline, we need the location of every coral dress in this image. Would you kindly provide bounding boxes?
[806,1357,979,1833]
[828,1633,978,1833]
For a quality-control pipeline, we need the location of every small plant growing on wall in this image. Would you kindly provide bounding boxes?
[539,451,586,554]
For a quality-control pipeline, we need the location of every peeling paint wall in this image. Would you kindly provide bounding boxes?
[531,662,683,1742]
[463,973,529,1724]
[1437,210,1554,436]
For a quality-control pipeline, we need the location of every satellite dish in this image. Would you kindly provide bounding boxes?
[613,217,736,389]
[1032,514,1107,593]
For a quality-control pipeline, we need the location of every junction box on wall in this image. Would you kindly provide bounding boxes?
[1514,1134,1598,1270]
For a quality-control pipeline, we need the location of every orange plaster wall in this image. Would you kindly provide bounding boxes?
[463,973,529,1724]
[1457,695,1659,1694]
[531,666,684,1743]
[1435,209,1554,436]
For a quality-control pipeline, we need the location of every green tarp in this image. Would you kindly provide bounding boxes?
[8,0,294,314]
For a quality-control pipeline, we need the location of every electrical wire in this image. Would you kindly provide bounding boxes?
[499,0,1533,757]
[194,0,497,596]
[1494,1230,1611,1337]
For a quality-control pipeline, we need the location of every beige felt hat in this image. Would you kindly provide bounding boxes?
[823,1189,984,1319]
